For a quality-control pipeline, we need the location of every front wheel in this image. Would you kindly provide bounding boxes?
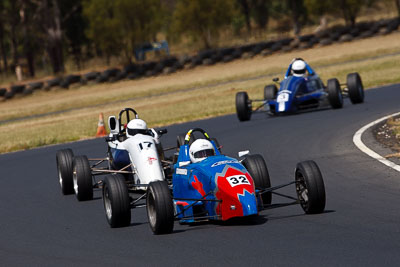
[242,154,271,205]
[327,78,343,109]
[146,181,174,235]
[295,160,326,214]
[73,155,93,201]
[102,174,131,227]
[56,149,74,195]
[347,72,364,104]
[264,85,277,100]
[235,92,252,121]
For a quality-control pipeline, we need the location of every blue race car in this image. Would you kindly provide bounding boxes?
[144,128,326,234]
[235,58,364,121]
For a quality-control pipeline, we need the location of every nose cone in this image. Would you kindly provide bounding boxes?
[214,166,258,220]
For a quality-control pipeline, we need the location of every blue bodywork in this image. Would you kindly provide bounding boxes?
[109,147,130,170]
[173,140,259,223]
[267,62,327,114]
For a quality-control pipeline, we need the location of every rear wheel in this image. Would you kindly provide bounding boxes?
[73,155,93,201]
[56,149,74,195]
[264,85,277,100]
[102,174,131,227]
[146,181,174,234]
[327,78,343,109]
[347,72,364,104]
[242,154,271,205]
[236,92,252,121]
[295,160,326,214]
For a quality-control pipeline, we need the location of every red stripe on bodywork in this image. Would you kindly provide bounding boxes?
[191,175,206,197]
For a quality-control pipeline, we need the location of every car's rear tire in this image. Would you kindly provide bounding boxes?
[327,78,343,109]
[56,149,74,195]
[73,155,93,201]
[264,85,277,100]
[347,72,364,104]
[236,92,252,121]
[102,174,131,227]
[295,160,326,214]
[146,181,174,235]
[242,154,271,205]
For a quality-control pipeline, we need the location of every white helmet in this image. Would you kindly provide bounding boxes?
[292,59,306,77]
[189,139,215,163]
[126,119,147,137]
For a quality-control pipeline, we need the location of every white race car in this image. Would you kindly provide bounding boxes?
[56,108,173,227]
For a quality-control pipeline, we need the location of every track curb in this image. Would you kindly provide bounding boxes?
[353,111,400,172]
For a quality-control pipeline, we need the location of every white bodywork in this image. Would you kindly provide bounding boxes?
[108,133,165,189]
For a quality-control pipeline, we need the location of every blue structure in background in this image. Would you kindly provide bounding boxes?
[134,41,169,61]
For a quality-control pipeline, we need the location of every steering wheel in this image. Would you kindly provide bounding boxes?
[184,128,211,145]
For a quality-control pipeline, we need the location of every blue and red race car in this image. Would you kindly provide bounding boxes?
[236,58,364,121]
[144,128,326,234]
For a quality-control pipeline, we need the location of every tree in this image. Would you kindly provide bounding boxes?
[172,0,236,49]
[287,0,307,36]
[61,0,88,70]
[114,0,164,63]
[83,0,122,65]
[237,0,252,33]
[251,0,270,30]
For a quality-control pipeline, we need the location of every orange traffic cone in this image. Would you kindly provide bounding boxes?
[96,113,107,137]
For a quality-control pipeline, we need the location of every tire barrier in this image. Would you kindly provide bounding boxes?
[28,82,44,90]
[60,74,82,89]
[0,88,6,97]
[1,17,398,102]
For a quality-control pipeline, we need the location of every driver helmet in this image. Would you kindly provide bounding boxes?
[189,139,215,163]
[292,59,307,77]
[126,119,147,137]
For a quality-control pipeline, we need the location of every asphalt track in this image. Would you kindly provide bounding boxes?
[1,84,399,266]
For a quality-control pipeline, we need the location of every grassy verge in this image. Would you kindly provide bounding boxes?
[1,32,400,153]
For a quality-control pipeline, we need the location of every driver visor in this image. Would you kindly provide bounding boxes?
[293,68,306,75]
[193,149,215,159]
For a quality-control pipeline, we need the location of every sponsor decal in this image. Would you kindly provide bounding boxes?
[176,168,187,175]
[147,157,157,165]
[211,159,238,167]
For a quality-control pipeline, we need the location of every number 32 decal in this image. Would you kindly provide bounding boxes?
[226,175,250,187]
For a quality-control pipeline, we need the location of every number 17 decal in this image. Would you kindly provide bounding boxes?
[226,175,250,187]
[138,141,153,150]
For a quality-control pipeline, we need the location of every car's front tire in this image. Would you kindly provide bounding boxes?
[327,78,343,109]
[236,92,252,121]
[73,155,93,201]
[242,154,272,205]
[347,72,364,104]
[146,181,174,235]
[56,149,75,195]
[264,84,277,100]
[102,174,131,228]
[295,160,326,214]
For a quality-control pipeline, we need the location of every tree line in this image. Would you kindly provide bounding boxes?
[0,0,398,78]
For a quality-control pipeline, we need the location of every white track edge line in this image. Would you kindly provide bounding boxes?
[353,111,400,172]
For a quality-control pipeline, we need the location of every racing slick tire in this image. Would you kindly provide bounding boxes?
[146,181,174,235]
[347,72,364,104]
[327,78,343,109]
[295,161,326,214]
[56,149,75,195]
[264,85,278,100]
[73,155,93,201]
[236,92,252,121]
[102,174,131,228]
[242,154,272,205]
